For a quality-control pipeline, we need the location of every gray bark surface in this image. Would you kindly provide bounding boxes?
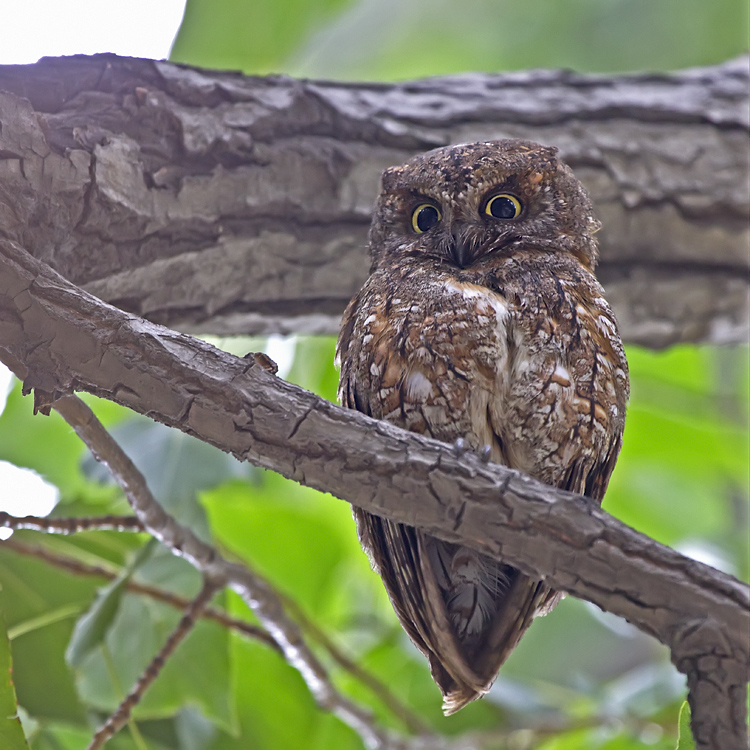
[0,54,747,348]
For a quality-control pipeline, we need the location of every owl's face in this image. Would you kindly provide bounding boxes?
[369,140,600,272]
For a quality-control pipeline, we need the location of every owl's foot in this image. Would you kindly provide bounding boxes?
[452,438,492,463]
[453,437,469,457]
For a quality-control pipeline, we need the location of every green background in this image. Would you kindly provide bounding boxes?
[1,1,748,748]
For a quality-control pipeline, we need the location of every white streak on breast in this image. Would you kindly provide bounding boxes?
[443,280,509,329]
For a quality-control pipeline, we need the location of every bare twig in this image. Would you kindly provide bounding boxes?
[87,576,220,749]
[0,512,144,533]
[52,394,414,749]
[1,537,280,653]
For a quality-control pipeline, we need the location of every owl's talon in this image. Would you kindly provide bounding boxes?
[453,437,468,457]
[479,445,492,463]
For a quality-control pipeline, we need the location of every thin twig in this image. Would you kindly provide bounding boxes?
[87,576,220,750]
[1,537,280,652]
[280,592,431,735]
[53,395,410,749]
[0,512,144,533]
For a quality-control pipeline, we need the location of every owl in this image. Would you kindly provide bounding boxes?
[336,140,629,714]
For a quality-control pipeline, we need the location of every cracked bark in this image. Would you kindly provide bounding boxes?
[0,54,748,348]
[0,236,748,749]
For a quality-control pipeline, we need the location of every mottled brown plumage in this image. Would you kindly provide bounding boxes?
[336,140,629,714]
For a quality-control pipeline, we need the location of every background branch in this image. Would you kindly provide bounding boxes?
[0,54,747,348]
[0,512,145,534]
[1,236,747,747]
[52,393,403,749]
[2,533,427,735]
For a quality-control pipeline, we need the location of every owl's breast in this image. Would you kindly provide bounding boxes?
[337,267,510,451]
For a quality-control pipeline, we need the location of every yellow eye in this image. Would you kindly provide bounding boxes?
[411,203,441,233]
[485,193,522,220]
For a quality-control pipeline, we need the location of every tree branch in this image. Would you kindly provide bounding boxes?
[52,393,401,749]
[2,532,428,735]
[0,54,747,348]
[87,576,221,750]
[1,236,747,747]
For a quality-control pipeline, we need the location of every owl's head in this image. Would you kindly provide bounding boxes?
[369,140,600,272]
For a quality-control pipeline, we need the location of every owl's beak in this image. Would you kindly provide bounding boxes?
[448,229,471,268]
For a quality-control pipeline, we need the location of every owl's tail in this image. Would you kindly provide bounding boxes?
[431,570,554,716]
[441,685,486,715]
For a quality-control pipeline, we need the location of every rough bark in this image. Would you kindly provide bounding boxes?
[0,54,747,348]
[0,236,748,748]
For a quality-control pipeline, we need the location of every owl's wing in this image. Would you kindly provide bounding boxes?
[338,311,493,702]
[338,312,541,711]
[337,274,628,714]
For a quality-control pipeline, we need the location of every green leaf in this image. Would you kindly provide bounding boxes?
[70,547,234,733]
[0,610,30,749]
[64,576,128,669]
[73,592,234,733]
[65,541,155,668]
[0,540,94,724]
[676,701,696,750]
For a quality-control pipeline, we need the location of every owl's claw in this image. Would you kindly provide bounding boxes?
[453,438,492,464]
[453,437,468,457]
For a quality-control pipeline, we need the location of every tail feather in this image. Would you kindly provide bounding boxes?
[353,507,557,716]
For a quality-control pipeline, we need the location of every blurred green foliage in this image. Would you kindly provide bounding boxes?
[1,2,748,749]
[172,0,749,78]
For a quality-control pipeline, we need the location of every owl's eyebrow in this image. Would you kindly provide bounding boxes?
[392,187,442,204]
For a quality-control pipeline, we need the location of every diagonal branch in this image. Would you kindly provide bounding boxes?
[88,575,221,750]
[1,231,748,745]
[52,393,408,749]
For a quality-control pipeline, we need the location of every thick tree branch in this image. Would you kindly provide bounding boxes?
[0,54,747,348]
[1,236,747,747]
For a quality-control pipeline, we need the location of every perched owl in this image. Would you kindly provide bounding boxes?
[336,140,629,714]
